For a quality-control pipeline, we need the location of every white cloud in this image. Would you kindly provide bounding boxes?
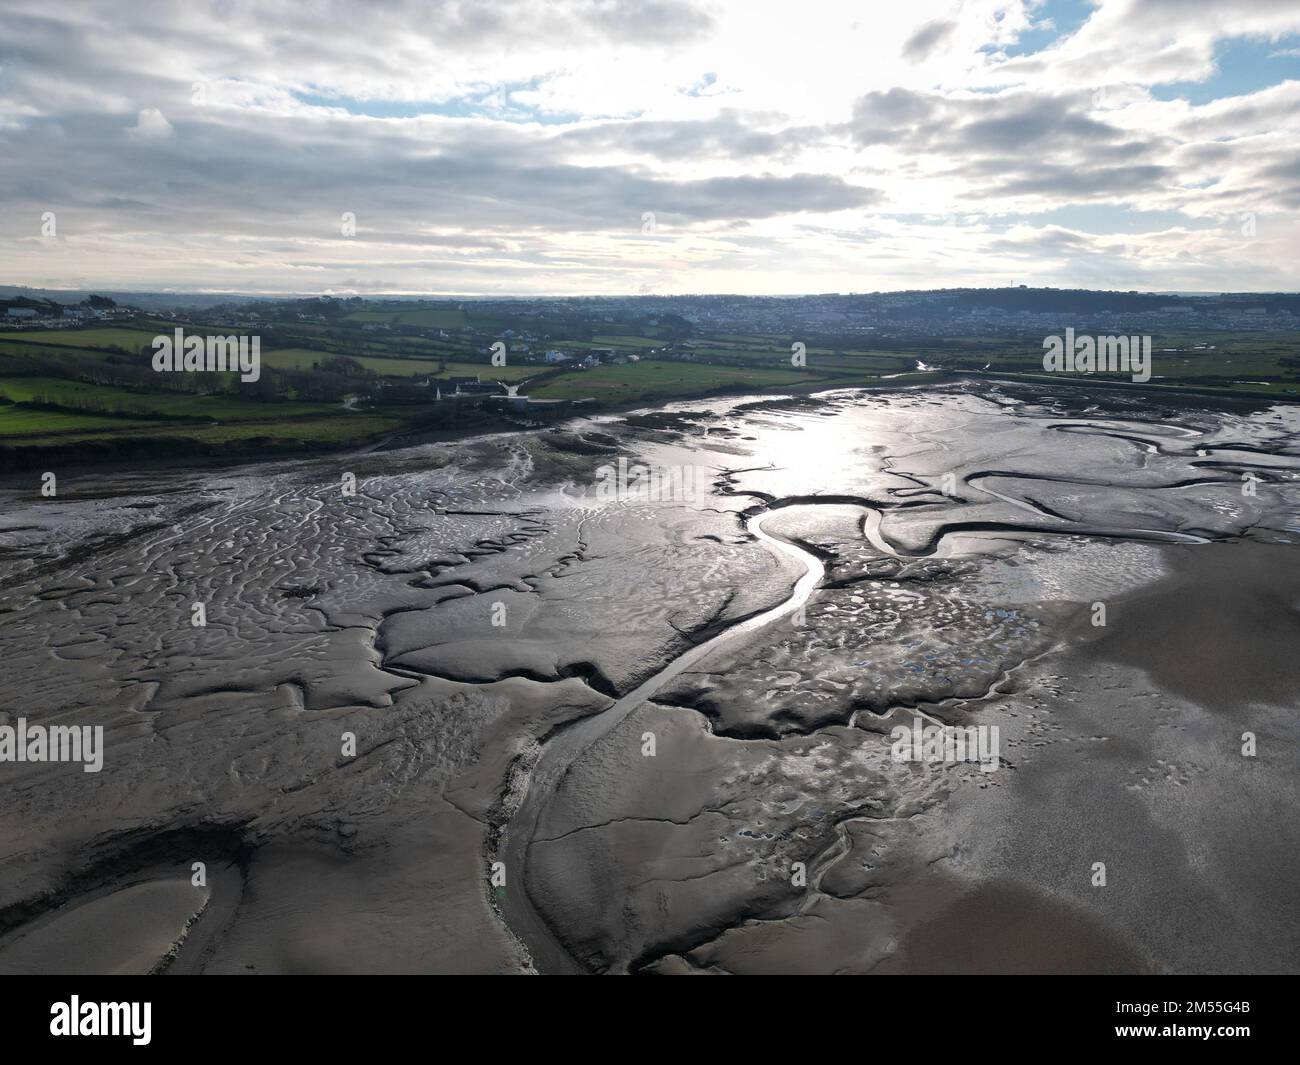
[0,0,1296,293]
[126,108,174,140]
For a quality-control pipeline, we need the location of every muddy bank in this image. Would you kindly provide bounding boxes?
[0,381,1296,973]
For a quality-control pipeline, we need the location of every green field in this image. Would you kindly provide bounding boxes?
[344,308,468,329]
[0,403,400,446]
[0,377,337,420]
[588,335,665,349]
[263,348,535,381]
[0,405,160,438]
[530,360,827,403]
[919,330,1300,395]
[3,308,1294,466]
[3,327,163,352]
[142,412,401,445]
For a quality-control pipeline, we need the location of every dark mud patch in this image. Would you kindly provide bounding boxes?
[879,878,1148,974]
[1082,540,1300,713]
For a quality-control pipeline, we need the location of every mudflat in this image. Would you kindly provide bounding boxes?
[1,381,1296,973]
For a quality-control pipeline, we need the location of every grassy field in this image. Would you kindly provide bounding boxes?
[344,308,468,329]
[0,405,160,438]
[925,330,1300,394]
[588,334,664,349]
[530,360,827,403]
[262,348,535,381]
[2,327,163,351]
[4,315,1294,467]
[147,412,401,445]
[0,404,400,446]
[0,377,340,420]
[689,346,914,373]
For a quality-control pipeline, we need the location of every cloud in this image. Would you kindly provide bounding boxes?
[554,112,827,162]
[126,108,173,140]
[902,19,957,61]
[0,0,1297,294]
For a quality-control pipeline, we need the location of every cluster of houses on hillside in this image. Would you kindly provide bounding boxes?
[0,297,120,327]
[541,348,639,367]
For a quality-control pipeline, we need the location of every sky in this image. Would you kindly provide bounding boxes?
[1,0,1299,297]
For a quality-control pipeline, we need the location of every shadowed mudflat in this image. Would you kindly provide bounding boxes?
[0,381,1296,973]
[879,879,1149,975]
[1083,542,1300,714]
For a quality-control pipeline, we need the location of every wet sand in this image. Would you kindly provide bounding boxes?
[1,381,1297,973]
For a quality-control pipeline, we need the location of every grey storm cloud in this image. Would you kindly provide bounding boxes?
[850,89,1128,152]
[0,103,877,242]
[231,0,716,49]
[987,163,1172,198]
[1257,152,1300,182]
[0,0,861,251]
[0,1,718,123]
[581,0,717,43]
[985,228,1096,256]
[902,19,957,62]
[846,88,1182,204]
[959,97,1121,152]
[1250,152,1300,209]
[554,112,827,162]
[848,88,939,146]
